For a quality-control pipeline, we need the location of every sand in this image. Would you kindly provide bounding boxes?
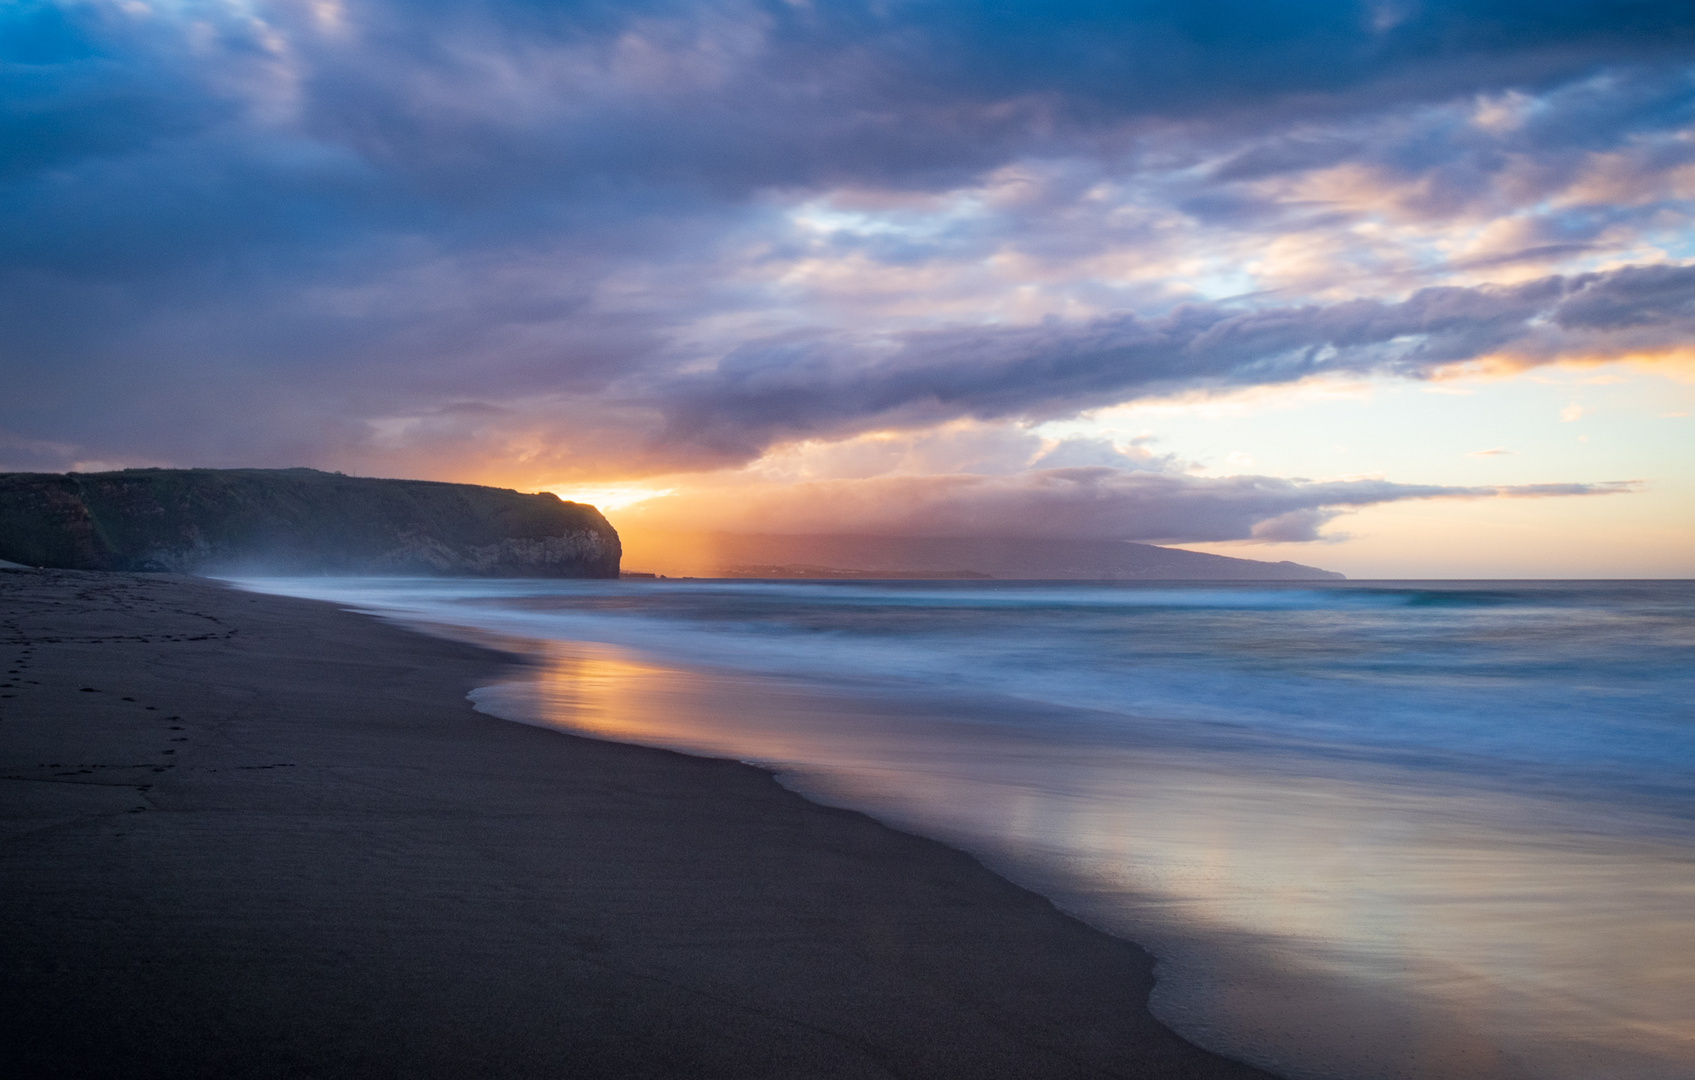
[0,569,1272,1079]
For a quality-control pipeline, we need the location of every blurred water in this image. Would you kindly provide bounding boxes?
[235,576,1695,1080]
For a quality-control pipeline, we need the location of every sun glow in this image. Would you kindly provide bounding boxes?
[546,484,674,512]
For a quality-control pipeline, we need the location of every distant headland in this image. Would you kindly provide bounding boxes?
[0,468,621,577]
[625,532,1346,581]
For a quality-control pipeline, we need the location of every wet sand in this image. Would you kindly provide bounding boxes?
[0,569,1271,1079]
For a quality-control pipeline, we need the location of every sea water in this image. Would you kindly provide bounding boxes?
[234,577,1695,1080]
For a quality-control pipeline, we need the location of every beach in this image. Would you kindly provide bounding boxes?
[0,568,1269,1079]
[229,575,1695,1080]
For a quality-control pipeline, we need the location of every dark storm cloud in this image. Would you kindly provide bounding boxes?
[651,265,1694,457]
[635,466,1639,543]
[1552,262,1695,330]
[9,0,1692,207]
[4,0,1689,261]
[2,0,1694,475]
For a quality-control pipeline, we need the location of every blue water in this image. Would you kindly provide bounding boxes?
[235,577,1695,1080]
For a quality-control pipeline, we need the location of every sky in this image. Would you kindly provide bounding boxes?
[3,0,1694,576]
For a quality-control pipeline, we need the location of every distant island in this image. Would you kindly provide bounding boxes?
[0,468,621,577]
[627,533,1346,581]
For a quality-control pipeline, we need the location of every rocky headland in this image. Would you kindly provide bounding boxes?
[0,468,620,577]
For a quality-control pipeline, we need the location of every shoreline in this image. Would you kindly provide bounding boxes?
[0,569,1271,1079]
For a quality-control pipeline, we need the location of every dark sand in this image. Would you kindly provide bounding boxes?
[0,569,1272,1079]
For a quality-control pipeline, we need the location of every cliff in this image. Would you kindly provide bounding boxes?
[0,468,621,578]
[626,533,1343,581]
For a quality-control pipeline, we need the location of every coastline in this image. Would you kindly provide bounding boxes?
[0,569,1271,1079]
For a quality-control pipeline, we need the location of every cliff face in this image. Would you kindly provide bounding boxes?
[0,469,621,578]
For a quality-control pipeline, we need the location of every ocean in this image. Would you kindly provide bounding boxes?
[235,576,1695,1080]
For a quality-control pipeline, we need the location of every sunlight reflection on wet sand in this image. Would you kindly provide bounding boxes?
[471,638,1695,1080]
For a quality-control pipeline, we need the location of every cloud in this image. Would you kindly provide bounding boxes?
[621,466,1638,543]
[646,265,1695,459]
[1552,262,1695,331]
[0,0,1692,491]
